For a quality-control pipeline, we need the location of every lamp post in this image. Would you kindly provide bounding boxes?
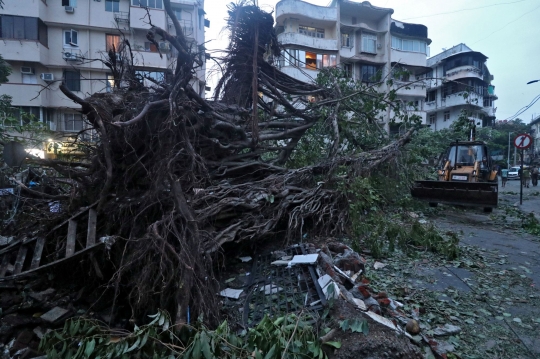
[527,80,540,84]
[508,132,514,168]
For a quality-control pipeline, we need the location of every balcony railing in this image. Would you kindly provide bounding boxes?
[114,12,129,23]
[168,19,194,37]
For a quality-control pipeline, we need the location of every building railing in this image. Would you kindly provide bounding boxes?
[114,12,129,23]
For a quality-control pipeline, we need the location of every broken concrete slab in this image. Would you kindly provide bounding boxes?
[40,307,69,323]
[288,254,318,266]
[219,288,243,299]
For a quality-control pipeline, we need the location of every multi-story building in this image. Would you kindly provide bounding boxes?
[0,0,207,152]
[274,0,431,132]
[424,43,497,131]
[530,115,540,160]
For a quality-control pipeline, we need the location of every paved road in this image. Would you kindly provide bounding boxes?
[409,179,540,358]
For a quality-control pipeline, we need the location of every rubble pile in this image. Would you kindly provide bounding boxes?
[219,241,465,359]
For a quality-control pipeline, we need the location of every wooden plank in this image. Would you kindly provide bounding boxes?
[66,220,77,258]
[13,246,28,275]
[31,237,46,269]
[0,242,104,282]
[46,201,99,236]
[0,254,10,278]
[86,209,97,248]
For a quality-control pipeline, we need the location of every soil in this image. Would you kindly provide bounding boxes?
[328,300,423,359]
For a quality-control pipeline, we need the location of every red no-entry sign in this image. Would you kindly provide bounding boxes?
[513,133,533,150]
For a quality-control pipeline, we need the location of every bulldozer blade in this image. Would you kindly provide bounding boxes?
[411,180,498,208]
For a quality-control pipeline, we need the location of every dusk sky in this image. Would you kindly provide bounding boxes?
[205,0,540,123]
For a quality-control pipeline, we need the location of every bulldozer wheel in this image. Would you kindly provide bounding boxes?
[429,202,438,207]
[483,207,493,213]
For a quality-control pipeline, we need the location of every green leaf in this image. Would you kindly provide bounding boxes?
[192,338,202,359]
[339,319,350,331]
[125,336,141,353]
[323,341,341,349]
[201,332,212,359]
[85,339,96,357]
[263,344,276,359]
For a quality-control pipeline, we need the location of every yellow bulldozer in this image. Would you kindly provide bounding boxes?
[411,140,498,212]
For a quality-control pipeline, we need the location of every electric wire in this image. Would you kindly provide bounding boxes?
[402,0,529,20]
[504,94,540,122]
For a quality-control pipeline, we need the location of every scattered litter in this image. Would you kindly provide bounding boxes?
[281,255,292,261]
[259,284,283,295]
[239,256,252,263]
[373,261,387,270]
[350,270,362,282]
[364,310,397,331]
[318,274,333,289]
[288,254,319,266]
[40,307,69,323]
[353,298,367,311]
[271,260,290,266]
[219,288,243,299]
[432,324,462,336]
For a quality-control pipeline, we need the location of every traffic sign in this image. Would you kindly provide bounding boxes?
[513,133,533,149]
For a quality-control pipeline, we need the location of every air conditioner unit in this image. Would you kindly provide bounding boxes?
[159,42,170,52]
[21,66,35,75]
[65,6,74,13]
[63,52,79,61]
[41,73,54,82]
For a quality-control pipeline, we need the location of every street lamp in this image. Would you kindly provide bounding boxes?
[508,132,514,168]
[527,80,540,85]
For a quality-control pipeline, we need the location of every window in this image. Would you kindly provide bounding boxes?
[172,8,182,21]
[136,70,164,83]
[322,54,336,68]
[444,111,450,121]
[426,91,436,102]
[105,0,119,12]
[131,0,163,9]
[64,29,78,47]
[21,107,40,125]
[62,0,77,6]
[283,49,304,67]
[342,63,353,78]
[393,67,410,81]
[106,74,115,92]
[429,114,436,124]
[106,34,121,52]
[391,36,427,54]
[0,16,48,46]
[144,42,158,52]
[361,65,379,83]
[64,70,81,91]
[305,52,317,70]
[22,72,37,84]
[299,25,324,39]
[64,113,83,132]
[341,33,351,48]
[361,33,377,54]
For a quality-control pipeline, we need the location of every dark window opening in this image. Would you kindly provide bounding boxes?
[361,65,380,83]
[64,70,81,92]
[0,16,48,46]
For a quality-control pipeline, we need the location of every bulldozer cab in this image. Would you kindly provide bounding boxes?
[438,142,491,170]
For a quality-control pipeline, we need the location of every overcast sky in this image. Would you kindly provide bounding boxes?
[204,0,540,124]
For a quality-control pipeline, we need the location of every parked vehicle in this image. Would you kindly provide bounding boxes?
[508,165,528,180]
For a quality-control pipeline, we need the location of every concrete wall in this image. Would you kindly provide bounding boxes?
[276,0,337,23]
[278,33,338,51]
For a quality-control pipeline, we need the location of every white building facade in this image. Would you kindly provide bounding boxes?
[424,44,497,131]
[274,0,431,132]
[0,0,207,141]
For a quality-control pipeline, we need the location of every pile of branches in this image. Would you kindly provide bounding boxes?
[6,0,415,323]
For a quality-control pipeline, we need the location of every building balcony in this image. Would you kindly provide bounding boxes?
[444,65,483,81]
[277,32,338,51]
[390,49,427,68]
[443,92,483,108]
[0,83,47,107]
[410,110,427,124]
[167,19,195,39]
[393,81,427,98]
[276,0,337,24]
[130,6,166,29]
[0,40,49,63]
[483,106,496,117]
[280,66,319,84]
[132,50,169,69]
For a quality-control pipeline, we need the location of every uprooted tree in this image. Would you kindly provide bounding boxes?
[1,1,423,324]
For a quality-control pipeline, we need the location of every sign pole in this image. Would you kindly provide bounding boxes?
[520,150,524,205]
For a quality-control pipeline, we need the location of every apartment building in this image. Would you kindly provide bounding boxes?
[424,44,497,131]
[274,0,431,131]
[0,0,207,149]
